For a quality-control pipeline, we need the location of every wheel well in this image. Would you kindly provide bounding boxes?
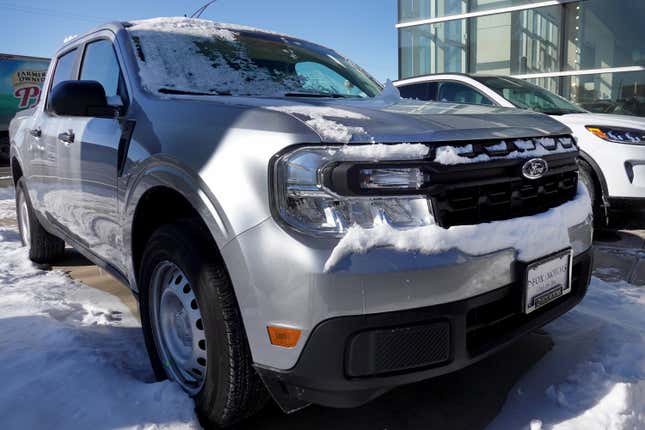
[11,157,23,186]
[131,186,218,277]
[578,158,603,203]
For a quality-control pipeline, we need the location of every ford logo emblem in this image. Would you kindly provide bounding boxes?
[522,158,549,180]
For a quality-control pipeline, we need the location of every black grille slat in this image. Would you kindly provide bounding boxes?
[434,170,578,228]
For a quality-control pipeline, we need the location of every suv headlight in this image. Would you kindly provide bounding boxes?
[271,146,434,237]
[586,126,645,144]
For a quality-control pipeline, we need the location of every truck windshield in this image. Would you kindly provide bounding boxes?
[473,76,586,115]
[127,18,382,98]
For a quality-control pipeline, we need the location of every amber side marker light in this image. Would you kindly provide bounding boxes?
[586,127,609,140]
[267,326,302,348]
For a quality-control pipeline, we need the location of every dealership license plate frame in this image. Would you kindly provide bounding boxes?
[523,248,573,314]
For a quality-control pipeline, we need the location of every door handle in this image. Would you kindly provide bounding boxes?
[58,130,75,144]
[29,128,42,138]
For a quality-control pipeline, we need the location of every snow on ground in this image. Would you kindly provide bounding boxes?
[488,277,645,430]
[0,184,643,429]
[0,189,200,430]
[0,186,15,220]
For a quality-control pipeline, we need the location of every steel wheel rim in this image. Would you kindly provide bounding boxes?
[17,189,30,246]
[150,261,207,395]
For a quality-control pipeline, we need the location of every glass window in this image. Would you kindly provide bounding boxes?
[563,71,645,117]
[80,39,121,97]
[471,0,553,12]
[398,82,438,100]
[128,27,381,97]
[50,49,77,89]
[471,6,562,75]
[399,5,561,79]
[399,0,467,23]
[474,76,583,114]
[437,81,493,105]
[565,0,645,72]
[399,20,467,78]
[295,62,369,97]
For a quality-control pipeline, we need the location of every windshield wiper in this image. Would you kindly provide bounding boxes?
[158,88,231,96]
[284,92,357,99]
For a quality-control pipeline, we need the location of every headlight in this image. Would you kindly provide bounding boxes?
[272,146,434,237]
[586,126,645,144]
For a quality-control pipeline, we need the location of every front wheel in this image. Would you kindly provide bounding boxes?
[15,178,65,263]
[138,220,268,428]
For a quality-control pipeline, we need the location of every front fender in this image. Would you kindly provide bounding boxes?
[122,156,242,289]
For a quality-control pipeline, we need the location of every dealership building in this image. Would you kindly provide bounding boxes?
[397,0,645,116]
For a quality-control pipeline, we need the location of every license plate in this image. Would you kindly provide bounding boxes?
[524,249,572,314]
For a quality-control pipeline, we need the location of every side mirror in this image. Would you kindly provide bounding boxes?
[48,80,118,118]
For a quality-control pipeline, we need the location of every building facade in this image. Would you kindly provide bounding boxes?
[398,0,645,116]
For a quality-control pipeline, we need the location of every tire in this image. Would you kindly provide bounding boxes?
[138,220,268,428]
[578,161,604,226]
[15,178,65,264]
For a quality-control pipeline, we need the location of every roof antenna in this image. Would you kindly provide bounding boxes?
[190,0,219,18]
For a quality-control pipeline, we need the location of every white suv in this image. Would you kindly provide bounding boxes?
[395,74,645,225]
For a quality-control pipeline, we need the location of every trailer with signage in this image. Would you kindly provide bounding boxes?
[0,53,50,163]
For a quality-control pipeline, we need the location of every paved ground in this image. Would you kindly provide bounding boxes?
[0,163,642,429]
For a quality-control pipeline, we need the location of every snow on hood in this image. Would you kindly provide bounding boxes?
[266,105,369,143]
[324,184,591,272]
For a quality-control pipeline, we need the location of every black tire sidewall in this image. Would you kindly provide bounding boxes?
[138,221,239,424]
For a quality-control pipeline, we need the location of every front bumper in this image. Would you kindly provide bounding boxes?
[255,248,594,411]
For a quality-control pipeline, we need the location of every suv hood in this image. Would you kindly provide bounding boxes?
[560,112,645,130]
[219,96,571,143]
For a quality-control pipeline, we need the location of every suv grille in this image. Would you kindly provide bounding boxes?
[433,170,578,228]
[427,136,579,228]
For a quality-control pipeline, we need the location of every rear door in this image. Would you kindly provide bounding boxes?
[28,48,78,216]
[55,35,127,267]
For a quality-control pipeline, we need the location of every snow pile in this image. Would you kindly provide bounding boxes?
[324,184,591,272]
[0,186,15,220]
[373,79,402,103]
[0,191,200,428]
[435,137,577,165]
[338,142,429,160]
[488,277,645,430]
[267,105,369,143]
[127,17,303,97]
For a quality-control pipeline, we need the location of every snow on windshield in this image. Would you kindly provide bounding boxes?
[127,17,301,96]
[126,17,380,98]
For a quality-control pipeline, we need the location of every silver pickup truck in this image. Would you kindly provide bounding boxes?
[9,17,593,428]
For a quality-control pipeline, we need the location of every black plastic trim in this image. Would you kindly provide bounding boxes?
[256,248,593,410]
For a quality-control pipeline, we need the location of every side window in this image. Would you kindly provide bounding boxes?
[50,49,78,89]
[399,83,438,101]
[437,82,493,106]
[80,39,122,98]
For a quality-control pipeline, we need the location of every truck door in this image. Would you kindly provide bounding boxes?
[55,37,127,270]
[28,48,77,217]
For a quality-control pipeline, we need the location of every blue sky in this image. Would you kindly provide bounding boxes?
[0,0,398,82]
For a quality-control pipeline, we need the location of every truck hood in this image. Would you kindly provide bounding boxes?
[559,112,645,130]
[218,96,571,143]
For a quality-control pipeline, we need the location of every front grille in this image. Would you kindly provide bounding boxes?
[345,321,451,377]
[432,169,578,228]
